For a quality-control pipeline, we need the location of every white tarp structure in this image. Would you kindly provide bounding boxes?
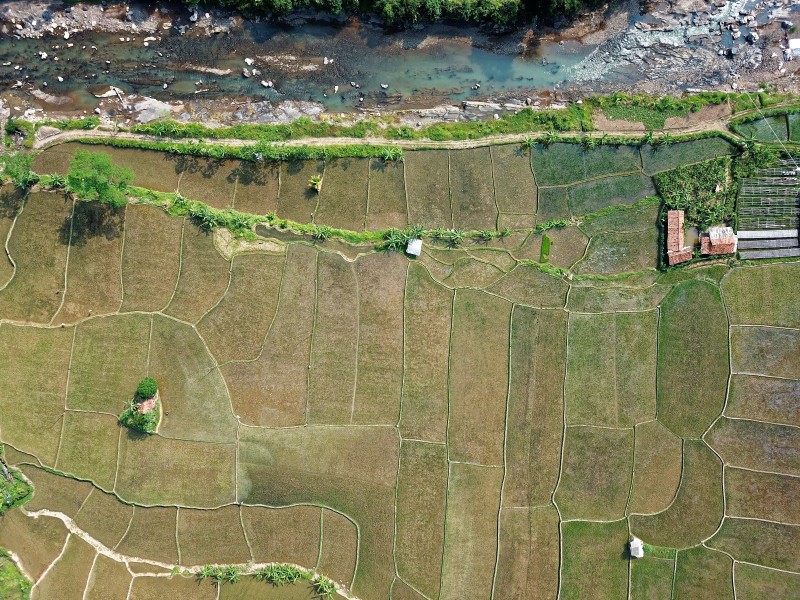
[406,238,423,256]
[630,537,645,559]
[790,38,800,58]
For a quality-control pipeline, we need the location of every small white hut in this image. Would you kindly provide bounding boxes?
[629,536,644,559]
[406,238,423,257]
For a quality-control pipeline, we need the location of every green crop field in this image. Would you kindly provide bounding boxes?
[1,134,799,600]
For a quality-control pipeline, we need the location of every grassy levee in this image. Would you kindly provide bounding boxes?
[0,192,71,323]
[726,375,800,427]
[84,554,133,600]
[560,520,629,600]
[53,201,125,324]
[222,244,317,427]
[673,546,733,600]
[0,510,68,582]
[630,440,723,549]
[447,289,510,466]
[120,204,183,313]
[630,555,674,600]
[178,505,251,566]
[731,325,800,380]
[555,426,634,520]
[440,463,503,600]
[494,505,559,600]
[237,425,399,600]
[503,307,567,506]
[34,534,96,600]
[721,264,800,328]
[629,420,683,515]
[116,506,180,564]
[317,509,359,589]
[399,263,453,442]
[0,325,72,465]
[566,311,657,427]
[706,417,800,476]
[725,468,800,524]
[656,280,729,439]
[163,220,231,323]
[395,441,447,599]
[73,488,134,550]
[66,313,150,412]
[55,411,120,490]
[735,562,800,600]
[709,519,800,573]
[240,505,321,566]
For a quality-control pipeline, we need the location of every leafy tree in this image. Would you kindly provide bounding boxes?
[118,399,159,434]
[0,153,39,190]
[66,150,133,207]
[136,377,158,400]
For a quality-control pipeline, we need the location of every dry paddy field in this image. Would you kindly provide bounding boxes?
[1,136,798,599]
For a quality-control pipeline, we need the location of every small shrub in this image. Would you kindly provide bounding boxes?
[0,153,39,190]
[308,175,323,193]
[313,576,337,599]
[136,377,158,400]
[540,234,551,263]
[66,150,133,207]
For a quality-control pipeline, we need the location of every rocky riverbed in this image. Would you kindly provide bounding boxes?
[1,0,799,128]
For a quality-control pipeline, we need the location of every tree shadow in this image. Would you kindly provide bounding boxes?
[231,161,277,187]
[60,201,124,247]
[165,154,224,178]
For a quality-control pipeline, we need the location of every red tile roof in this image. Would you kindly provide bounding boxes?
[668,249,693,265]
[667,210,685,252]
[701,234,735,255]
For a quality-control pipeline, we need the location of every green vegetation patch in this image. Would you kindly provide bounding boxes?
[0,548,32,600]
[731,325,800,380]
[0,325,72,465]
[366,159,407,230]
[656,280,729,438]
[316,158,369,231]
[306,252,358,425]
[569,173,655,215]
[405,150,452,228]
[120,204,183,312]
[707,417,800,476]
[738,115,789,142]
[399,263,452,442]
[735,562,800,600]
[629,420,683,515]
[709,518,800,572]
[630,555,674,600]
[241,505,321,567]
[555,426,634,520]
[67,314,150,413]
[504,307,567,506]
[566,311,657,427]
[630,440,723,549]
[725,467,800,524]
[178,505,251,566]
[654,156,735,229]
[560,520,629,600]
[640,138,735,175]
[0,460,33,516]
[491,144,537,214]
[57,411,120,489]
[449,147,498,230]
[222,245,316,428]
[494,505,559,600]
[66,149,133,208]
[440,463,502,600]
[722,263,800,327]
[448,289,511,465]
[0,193,71,323]
[673,546,733,600]
[197,251,285,363]
[396,441,447,599]
[726,375,800,427]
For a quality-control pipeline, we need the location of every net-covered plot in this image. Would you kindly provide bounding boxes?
[555,426,634,520]
[54,201,125,323]
[0,325,72,464]
[405,150,452,228]
[0,193,71,323]
[560,520,629,600]
[494,505,559,600]
[222,244,316,427]
[316,158,369,231]
[120,205,183,313]
[163,221,231,323]
[449,147,498,230]
[395,441,447,599]
[722,263,800,328]
[730,325,800,380]
[237,425,398,600]
[737,115,789,142]
[657,280,729,438]
[566,311,657,427]
[366,159,407,230]
[630,440,723,548]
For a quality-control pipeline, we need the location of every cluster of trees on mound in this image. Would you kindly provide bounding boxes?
[181,0,604,27]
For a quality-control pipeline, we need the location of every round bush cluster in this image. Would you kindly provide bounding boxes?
[136,377,158,399]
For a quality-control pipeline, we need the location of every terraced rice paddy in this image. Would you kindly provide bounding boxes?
[1,136,798,599]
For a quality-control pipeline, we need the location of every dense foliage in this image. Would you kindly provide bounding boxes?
[182,0,606,26]
[0,550,31,600]
[66,150,133,207]
[0,466,33,516]
[0,153,39,190]
[136,377,158,400]
[119,399,160,434]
